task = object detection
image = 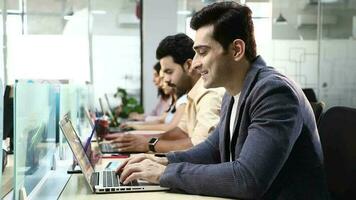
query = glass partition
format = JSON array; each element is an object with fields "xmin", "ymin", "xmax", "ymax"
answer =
[
  {"xmin": 1, "ymin": 83, "xmax": 14, "ymax": 199},
  {"xmin": 14, "ymin": 81, "xmax": 57, "ymax": 199},
  {"xmin": 59, "ymin": 84, "xmax": 79, "ymax": 136},
  {"xmin": 59, "ymin": 84, "xmax": 93, "ymax": 140},
  {"xmin": 13, "ymin": 81, "xmax": 94, "ymax": 199},
  {"xmin": 319, "ymin": 0, "xmax": 356, "ymax": 108},
  {"xmin": 0, "ymin": 79, "xmax": 3, "ymax": 195},
  {"xmin": 76, "ymin": 84, "xmax": 95, "ymax": 135},
  {"xmin": 58, "ymin": 83, "xmax": 94, "ymax": 163}
]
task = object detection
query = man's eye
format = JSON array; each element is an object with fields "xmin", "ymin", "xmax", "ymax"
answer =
[{"xmin": 198, "ymin": 49, "xmax": 207, "ymax": 55}]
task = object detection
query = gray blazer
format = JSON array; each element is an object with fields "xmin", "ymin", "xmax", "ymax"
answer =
[{"xmin": 160, "ymin": 56, "xmax": 329, "ymax": 199}]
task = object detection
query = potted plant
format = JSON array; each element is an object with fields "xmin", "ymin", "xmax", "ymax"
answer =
[{"xmin": 114, "ymin": 88, "xmax": 144, "ymax": 119}]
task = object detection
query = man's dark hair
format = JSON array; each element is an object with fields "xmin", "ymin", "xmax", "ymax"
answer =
[
  {"xmin": 153, "ymin": 62, "xmax": 161, "ymax": 75},
  {"xmin": 156, "ymin": 33, "xmax": 195, "ymax": 67},
  {"xmin": 190, "ymin": 2, "xmax": 257, "ymax": 62}
]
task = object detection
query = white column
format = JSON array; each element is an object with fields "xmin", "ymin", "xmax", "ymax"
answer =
[{"xmin": 142, "ymin": 0, "xmax": 177, "ymax": 113}]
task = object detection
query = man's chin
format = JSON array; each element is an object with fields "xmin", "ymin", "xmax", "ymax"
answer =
[
  {"xmin": 203, "ymin": 80, "xmax": 221, "ymax": 89},
  {"xmin": 202, "ymin": 80, "xmax": 213, "ymax": 89}
]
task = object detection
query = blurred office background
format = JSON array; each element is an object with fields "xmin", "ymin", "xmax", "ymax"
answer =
[{"xmin": 0, "ymin": 0, "xmax": 355, "ymax": 112}]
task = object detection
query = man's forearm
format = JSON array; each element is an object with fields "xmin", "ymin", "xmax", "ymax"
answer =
[
  {"xmin": 159, "ymin": 127, "xmax": 188, "ymax": 140},
  {"xmin": 155, "ymin": 137, "xmax": 193, "ymax": 153}
]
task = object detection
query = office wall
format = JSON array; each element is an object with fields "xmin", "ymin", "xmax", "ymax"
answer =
[
  {"xmin": 6, "ymin": 35, "xmax": 90, "ymax": 82},
  {"xmin": 261, "ymin": 39, "xmax": 356, "ymax": 109},
  {"xmin": 269, "ymin": 0, "xmax": 356, "ymax": 108},
  {"xmin": 0, "ymin": 0, "xmax": 142, "ymax": 112},
  {"xmin": 272, "ymin": 0, "xmax": 356, "ymax": 40},
  {"xmin": 92, "ymin": 36, "xmax": 140, "ymax": 109},
  {"xmin": 142, "ymin": 0, "xmax": 177, "ymax": 113},
  {"xmin": 90, "ymin": 0, "xmax": 141, "ymax": 109}
]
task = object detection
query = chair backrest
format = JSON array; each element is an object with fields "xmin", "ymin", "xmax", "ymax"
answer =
[
  {"xmin": 310, "ymin": 101, "xmax": 325, "ymax": 123},
  {"xmin": 318, "ymin": 106, "xmax": 356, "ymax": 199},
  {"xmin": 302, "ymin": 88, "xmax": 318, "ymax": 102}
]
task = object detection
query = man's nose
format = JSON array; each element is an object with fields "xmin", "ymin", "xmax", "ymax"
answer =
[
  {"xmin": 162, "ymin": 76, "xmax": 172, "ymax": 86},
  {"xmin": 163, "ymin": 75, "xmax": 169, "ymax": 83},
  {"xmin": 192, "ymin": 56, "xmax": 202, "ymax": 71}
]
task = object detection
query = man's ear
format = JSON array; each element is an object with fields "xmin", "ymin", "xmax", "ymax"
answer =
[
  {"xmin": 232, "ymin": 39, "xmax": 245, "ymax": 61},
  {"xmin": 183, "ymin": 59, "xmax": 193, "ymax": 72}
]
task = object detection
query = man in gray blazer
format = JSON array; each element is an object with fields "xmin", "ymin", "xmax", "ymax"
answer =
[{"xmin": 117, "ymin": 2, "xmax": 329, "ymax": 199}]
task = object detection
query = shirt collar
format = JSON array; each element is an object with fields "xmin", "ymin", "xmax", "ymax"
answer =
[{"xmin": 187, "ymin": 78, "xmax": 206, "ymax": 103}]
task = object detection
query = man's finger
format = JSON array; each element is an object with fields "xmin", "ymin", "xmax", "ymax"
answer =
[
  {"xmin": 112, "ymin": 141, "xmax": 133, "ymax": 149},
  {"xmin": 112, "ymin": 135, "xmax": 134, "ymax": 143},
  {"xmin": 126, "ymin": 154, "xmax": 147, "ymax": 166},
  {"xmin": 116, "ymin": 154, "xmax": 145, "ymax": 174},
  {"xmin": 116, "ymin": 158, "xmax": 130, "ymax": 174},
  {"xmin": 123, "ymin": 172, "xmax": 144, "ymax": 185},
  {"xmin": 120, "ymin": 163, "xmax": 142, "ymax": 182},
  {"xmin": 117, "ymin": 146, "xmax": 136, "ymax": 152},
  {"xmin": 104, "ymin": 133, "xmax": 124, "ymax": 140}
]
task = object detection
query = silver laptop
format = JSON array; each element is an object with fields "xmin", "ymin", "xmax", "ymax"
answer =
[
  {"xmin": 104, "ymin": 94, "xmax": 115, "ymax": 118},
  {"xmin": 99, "ymin": 97, "xmax": 122, "ymax": 132},
  {"xmin": 59, "ymin": 115, "xmax": 169, "ymax": 193}
]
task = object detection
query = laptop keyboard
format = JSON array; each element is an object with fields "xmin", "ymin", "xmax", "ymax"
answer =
[
  {"xmin": 102, "ymin": 171, "xmax": 119, "ymax": 187},
  {"xmin": 101, "ymin": 143, "xmax": 114, "ymax": 152},
  {"xmin": 91, "ymin": 172, "xmax": 100, "ymax": 186},
  {"xmin": 102, "ymin": 171, "xmax": 139, "ymax": 187}
]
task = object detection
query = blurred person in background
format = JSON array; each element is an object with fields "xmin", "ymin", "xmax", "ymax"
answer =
[
  {"xmin": 128, "ymin": 62, "xmax": 173, "ymax": 122},
  {"xmin": 123, "ymin": 78, "xmax": 187, "ymax": 132}
]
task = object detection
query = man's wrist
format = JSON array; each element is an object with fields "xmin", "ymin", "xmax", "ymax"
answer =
[
  {"xmin": 158, "ymin": 157, "xmax": 168, "ymax": 166},
  {"xmin": 153, "ymin": 154, "xmax": 168, "ymax": 165},
  {"xmin": 148, "ymin": 137, "xmax": 159, "ymax": 152}
]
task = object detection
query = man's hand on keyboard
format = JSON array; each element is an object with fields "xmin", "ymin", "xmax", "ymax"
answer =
[
  {"xmin": 116, "ymin": 154, "xmax": 168, "ymax": 184},
  {"xmin": 119, "ymin": 158, "xmax": 166, "ymax": 185},
  {"xmin": 116, "ymin": 154, "xmax": 168, "ymax": 173}
]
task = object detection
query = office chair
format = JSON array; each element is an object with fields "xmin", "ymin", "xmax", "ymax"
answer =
[
  {"xmin": 310, "ymin": 101, "xmax": 325, "ymax": 123},
  {"xmin": 302, "ymin": 88, "xmax": 318, "ymax": 102},
  {"xmin": 318, "ymin": 106, "xmax": 356, "ymax": 199}
]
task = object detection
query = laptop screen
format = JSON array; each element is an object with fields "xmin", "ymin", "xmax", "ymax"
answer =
[
  {"xmin": 104, "ymin": 94, "xmax": 113, "ymax": 111},
  {"xmin": 59, "ymin": 116, "xmax": 95, "ymax": 187},
  {"xmin": 98, "ymin": 98, "xmax": 105, "ymax": 115},
  {"xmin": 103, "ymin": 95, "xmax": 116, "ymax": 122},
  {"xmin": 84, "ymin": 108, "xmax": 95, "ymax": 128}
]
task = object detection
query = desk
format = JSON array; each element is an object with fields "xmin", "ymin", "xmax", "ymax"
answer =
[
  {"xmin": 59, "ymin": 174, "xmax": 227, "ymax": 200},
  {"xmin": 1, "ymin": 154, "xmax": 13, "ymax": 198},
  {"xmin": 59, "ymin": 158, "xmax": 229, "ymax": 200},
  {"xmin": 1, "ymin": 154, "xmax": 230, "ymax": 199}
]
